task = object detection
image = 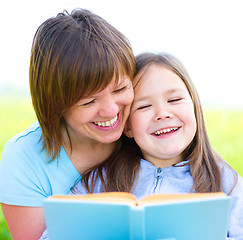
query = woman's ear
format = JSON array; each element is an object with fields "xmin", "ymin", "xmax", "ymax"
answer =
[{"xmin": 124, "ymin": 121, "xmax": 134, "ymax": 138}]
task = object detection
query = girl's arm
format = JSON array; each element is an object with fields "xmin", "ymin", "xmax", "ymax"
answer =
[{"xmin": 2, "ymin": 204, "xmax": 45, "ymax": 240}]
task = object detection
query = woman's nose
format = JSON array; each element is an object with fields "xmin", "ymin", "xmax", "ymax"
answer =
[{"xmin": 98, "ymin": 96, "xmax": 119, "ymax": 118}]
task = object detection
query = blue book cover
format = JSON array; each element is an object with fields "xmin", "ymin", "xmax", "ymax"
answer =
[{"xmin": 44, "ymin": 192, "xmax": 230, "ymax": 240}]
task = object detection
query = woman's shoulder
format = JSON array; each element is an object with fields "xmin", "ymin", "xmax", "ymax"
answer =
[
  {"xmin": 6, "ymin": 121, "xmax": 41, "ymax": 146},
  {"xmin": 2, "ymin": 121, "xmax": 44, "ymax": 165},
  {"xmin": 0, "ymin": 121, "xmax": 81, "ymax": 206},
  {"xmin": 1, "ymin": 121, "xmax": 77, "ymax": 170}
]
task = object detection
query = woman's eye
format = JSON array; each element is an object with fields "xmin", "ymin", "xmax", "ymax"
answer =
[
  {"xmin": 114, "ymin": 86, "xmax": 127, "ymax": 93},
  {"xmin": 81, "ymin": 99, "xmax": 96, "ymax": 106},
  {"xmin": 137, "ymin": 105, "xmax": 151, "ymax": 110}
]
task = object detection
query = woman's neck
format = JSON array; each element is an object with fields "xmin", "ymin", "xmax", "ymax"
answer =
[
  {"xmin": 72, "ymin": 142, "xmax": 115, "ymax": 175},
  {"xmin": 62, "ymin": 129, "xmax": 116, "ymax": 175}
]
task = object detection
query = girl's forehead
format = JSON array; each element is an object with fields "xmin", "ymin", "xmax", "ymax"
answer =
[
  {"xmin": 133, "ymin": 66, "xmax": 149, "ymax": 88},
  {"xmin": 133, "ymin": 64, "xmax": 191, "ymax": 101},
  {"xmin": 134, "ymin": 64, "xmax": 183, "ymax": 88}
]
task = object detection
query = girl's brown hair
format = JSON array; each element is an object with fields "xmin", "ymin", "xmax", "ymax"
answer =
[
  {"xmin": 29, "ymin": 9, "xmax": 135, "ymax": 160},
  {"xmin": 82, "ymin": 52, "xmax": 237, "ymax": 194}
]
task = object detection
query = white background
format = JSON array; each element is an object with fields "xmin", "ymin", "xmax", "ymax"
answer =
[{"xmin": 1, "ymin": 0, "xmax": 243, "ymax": 108}]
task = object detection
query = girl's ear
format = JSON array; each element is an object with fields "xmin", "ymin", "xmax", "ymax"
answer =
[{"xmin": 124, "ymin": 121, "xmax": 134, "ymax": 138}]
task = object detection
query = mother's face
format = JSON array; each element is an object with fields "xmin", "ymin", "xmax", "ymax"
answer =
[{"xmin": 63, "ymin": 75, "xmax": 134, "ymax": 145}]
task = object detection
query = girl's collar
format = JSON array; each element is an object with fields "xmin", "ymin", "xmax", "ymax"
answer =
[{"xmin": 141, "ymin": 158, "xmax": 190, "ymax": 169}]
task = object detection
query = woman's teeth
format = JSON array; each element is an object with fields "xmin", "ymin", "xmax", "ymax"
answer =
[
  {"xmin": 94, "ymin": 115, "xmax": 118, "ymax": 127},
  {"xmin": 154, "ymin": 127, "xmax": 179, "ymax": 136}
]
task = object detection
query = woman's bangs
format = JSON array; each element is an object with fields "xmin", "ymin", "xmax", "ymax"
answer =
[{"xmin": 79, "ymin": 50, "xmax": 133, "ymax": 98}]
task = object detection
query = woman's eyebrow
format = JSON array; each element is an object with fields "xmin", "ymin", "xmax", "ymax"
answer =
[{"xmin": 115, "ymin": 76, "xmax": 130, "ymax": 86}]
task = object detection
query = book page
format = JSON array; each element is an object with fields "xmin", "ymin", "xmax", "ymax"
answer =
[
  {"xmin": 138, "ymin": 192, "xmax": 226, "ymax": 206},
  {"xmin": 49, "ymin": 192, "xmax": 137, "ymax": 205}
]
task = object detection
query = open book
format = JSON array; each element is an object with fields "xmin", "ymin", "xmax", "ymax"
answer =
[{"xmin": 44, "ymin": 192, "xmax": 230, "ymax": 240}]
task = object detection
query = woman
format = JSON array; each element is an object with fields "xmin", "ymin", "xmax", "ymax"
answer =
[{"xmin": 0, "ymin": 8, "xmax": 135, "ymax": 239}]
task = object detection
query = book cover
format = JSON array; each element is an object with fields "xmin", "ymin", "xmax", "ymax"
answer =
[{"xmin": 44, "ymin": 192, "xmax": 230, "ymax": 240}]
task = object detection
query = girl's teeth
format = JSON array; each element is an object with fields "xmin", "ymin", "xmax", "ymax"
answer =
[{"xmin": 154, "ymin": 127, "xmax": 178, "ymax": 135}]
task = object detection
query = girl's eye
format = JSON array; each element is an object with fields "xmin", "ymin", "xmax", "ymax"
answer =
[
  {"xmin": 137, "ymin": 104, "xmax": 151, "ymax": 110},
  {"xmin": 114, "ymin": 85, "xmax": 127, "ymax": 93},
  {"xmin": 168, "ymin": 98, "xmax": 182, "ymax": 103}
]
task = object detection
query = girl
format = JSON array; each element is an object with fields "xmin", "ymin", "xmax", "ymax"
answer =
[{"xmin": 75, "ymin": 52, "xmax": 243, "ymax": 239}]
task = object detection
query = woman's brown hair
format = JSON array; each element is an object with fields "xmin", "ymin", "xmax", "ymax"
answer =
[
  {"xmin": 29, "ymin": 9, "xmax": 135, "ymax": 160},
  {"xmin": 82, "ymin": 52, "xmax": 237, "ymax": 194}
]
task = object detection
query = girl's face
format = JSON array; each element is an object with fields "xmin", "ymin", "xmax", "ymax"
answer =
[
  {"xmin": 126, "ymin": 64, "xmax": 197, "ymax": 168},
  {"xmin": 63, "ymin": 75, "xmax": 134, "ymax": 145}
]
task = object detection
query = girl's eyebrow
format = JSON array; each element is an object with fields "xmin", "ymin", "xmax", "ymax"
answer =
[
  {"xmin": 134, "ymin": 96, "xmax": 150, "ymax": 103},
  {"xmin": 134, "ymin": 88, "xmax": 185, "ymax": 102},
  {"xmin": 166, "ymin": 87, "xmax": 185, "ymax": 94}
]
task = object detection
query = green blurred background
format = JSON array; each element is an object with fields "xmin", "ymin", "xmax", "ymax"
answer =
[
  {"xmin": 0, "ymin": 95, "xmax": 243, "ymax": 239},
  {"xmin": 1, "ymin": 1, "xmax": 243, "ymax": 238}
]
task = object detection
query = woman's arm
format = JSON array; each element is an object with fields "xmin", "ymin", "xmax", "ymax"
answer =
[{"xmin": 2, "ymin": 203, "xmax": 46, "ymax": 240}]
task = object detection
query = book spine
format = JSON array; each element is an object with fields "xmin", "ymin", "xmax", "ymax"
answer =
[{"xmin": 129, "ymin": 206, "xmax": 145, "ymax": 240}]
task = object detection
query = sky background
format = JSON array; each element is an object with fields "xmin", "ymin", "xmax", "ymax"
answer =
[{"xmin": 0, "ymin": 0, "xmax": 243, "ymax": 109}]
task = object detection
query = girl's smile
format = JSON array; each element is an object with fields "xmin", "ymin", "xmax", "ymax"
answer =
[{"xmin": 152, "ymin": 126, "xmax": 181, "ymax": 137}]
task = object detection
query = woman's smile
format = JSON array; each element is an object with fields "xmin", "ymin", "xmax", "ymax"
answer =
[
  {"xmin": 63, "ymin": 76, "xmax": 134, "ymax": 144},
  {"xmin": 92, "ymin": 112, "xmax": 120, "ymax": 131}
]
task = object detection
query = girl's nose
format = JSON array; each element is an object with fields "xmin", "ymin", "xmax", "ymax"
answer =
[{"xmin": 153, "ymin": 107, "xmax": 173, "ymax": 121}]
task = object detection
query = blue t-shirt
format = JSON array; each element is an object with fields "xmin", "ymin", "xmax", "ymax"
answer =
[
  {"xmin": 41, "ymin": 159, "xmax": 243, "ymax": 240},
  {"xmin": 0, "ymin": 122, "xmax": 81, "ymax": 207}
]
